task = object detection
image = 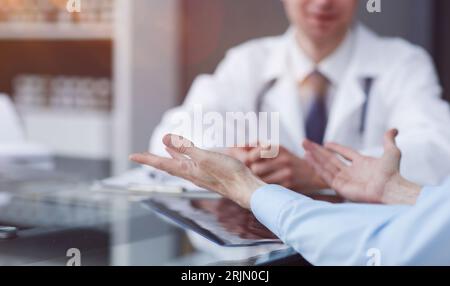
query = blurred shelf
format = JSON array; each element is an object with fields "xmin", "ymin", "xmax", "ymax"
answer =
[
  {"xmin": 19, "ymin": 107, "xmax": 111, "ymax": 117},
  {"xmin": 19, "ymin": 108, "xmax": 112, "ymax": 160},
  {"xmin": 0, "ymin": 23, "xmax": 113, "ymax": 40}
]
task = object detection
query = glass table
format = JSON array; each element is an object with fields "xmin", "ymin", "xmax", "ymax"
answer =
[{"xmin": 0, "ymin": 165, "xmax": 309, "ymax": 266}]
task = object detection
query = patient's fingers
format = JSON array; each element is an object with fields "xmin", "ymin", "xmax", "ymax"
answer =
[
  {"xmin": 129, "ymin": 152, "xmax": 184, "ymax": 177},
  {"xmin": 304, "ymin": 152, "xmax": 334, "ymax": 185},
  {"xmin": 303, "ymin": 140, "xmax": 344, "ymax": 172},
  {"xmin": 383, "ymin": 129, "xmax": 401, "ymax": 159},
  {"xmin": 162, "ymin": 134, "xmax": 207, "ymax": 161},
  {"xmin": 165, "ymin": 147, "xmax": 187, "ymax": 160},
  {"xmin": 324, "ymin": 143, "xmax": 360, "ymax": 162},
  {"xmin": 383, "ymin": 129, "xmax": 399, "ymax": 150}
]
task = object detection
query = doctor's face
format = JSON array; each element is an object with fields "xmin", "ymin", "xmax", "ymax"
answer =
[{"xmin": 283, "ymin": 0, "xmax": 357, "ymax": 42}]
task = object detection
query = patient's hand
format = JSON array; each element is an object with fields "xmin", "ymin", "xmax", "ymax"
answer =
[
  {"xmin": 303, "ymin": 129, "xmax": 421, "ymax": 205},
  {"xmin": 129, "ymin": 135, "xmax": 265, "ymax": 209}
]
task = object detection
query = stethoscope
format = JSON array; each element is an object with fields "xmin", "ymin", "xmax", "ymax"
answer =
[{"xmin": 255, "ymin": 77, "xmax": 375, "ymax": 136}]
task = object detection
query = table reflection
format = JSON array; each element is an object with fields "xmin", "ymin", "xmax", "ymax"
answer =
[{"xmin": 191, "ymin": 199, "xmax": 278, "ymax": 240}]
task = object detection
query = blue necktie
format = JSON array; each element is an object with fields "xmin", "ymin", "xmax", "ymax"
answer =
[{"xmin": 301, "ymin": 71, "xmax": 330, "ymax": 145}]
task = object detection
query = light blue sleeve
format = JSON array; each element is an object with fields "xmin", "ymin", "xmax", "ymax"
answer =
[{"xmin": 251, "ymin": 178, "xmax": 450, "ymax": 266}]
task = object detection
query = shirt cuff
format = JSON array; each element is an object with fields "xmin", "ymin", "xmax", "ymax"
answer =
[
  {"xmin": 250, "ymin": 184, "xmax": 309, "ymax": 237},
  {"xmin": 417, "ymin": 176, "xmax": 450, "ymax": 203}
]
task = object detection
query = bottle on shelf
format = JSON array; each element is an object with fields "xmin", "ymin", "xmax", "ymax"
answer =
[
  {"xmin": 14, "ymin": 74, "xmax": 113, "ymax": 112},
  {"xmin": 0, "ymin": 0, "xmax": 115, "ymax": 25}
]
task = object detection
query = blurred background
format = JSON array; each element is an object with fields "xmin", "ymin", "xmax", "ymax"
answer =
[{"xmin": 0, "ymin": 0, "xmax": 449, "ymax": 180}]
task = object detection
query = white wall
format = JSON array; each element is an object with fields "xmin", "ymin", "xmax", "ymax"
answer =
[{"xmin": 357, "ymin": 0, "xmax": 434, "ymax": 51}]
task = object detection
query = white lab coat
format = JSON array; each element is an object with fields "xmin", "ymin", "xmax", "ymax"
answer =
[{"xmin": 151, "ymin": 24, "xmax": 450, "ymax": 186}]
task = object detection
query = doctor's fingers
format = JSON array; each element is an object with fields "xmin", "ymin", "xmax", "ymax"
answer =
[
  {"xmin": 249, "ymin": 155, "xmax": 291, "ymax": 177},
  {"xmin": 245, "ymin": 145, "xmax": 278, "ymax": 165},
  {"xmin": 225, "ymin": 147, "xmax": 250, "ymax": 163},
  {"xmin": 260, "ymin": 168, "xmax": 295, "ymax": 186}
]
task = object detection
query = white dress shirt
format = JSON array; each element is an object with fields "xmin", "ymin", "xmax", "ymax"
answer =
[{"xmin": 288, "ymin": 28, "xmax": 355, "ymax": 119}]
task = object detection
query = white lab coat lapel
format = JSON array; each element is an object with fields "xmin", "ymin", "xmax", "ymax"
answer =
[
  {"xmin": 264, "ymin": 77, "xmax": 305, "ymax": 147},
  {"xmin": 260, "ymin": 29, "xmax": 305, "ymax": 152},
  {"xmin": 324, "ymin": 25, "xmax": 381, "ymax": 144},
  {"xmin": 325, "ymin": 74, "xmax": 366, "ymax": 142}
]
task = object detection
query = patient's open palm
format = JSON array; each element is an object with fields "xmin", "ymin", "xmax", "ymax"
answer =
[
  {"xmin": 334, "ymin": 149, "xmax": 400, "ymax": 203},
  {"xmin": 304, "ymin": 130, "xmax": 401, "ymax": 203},
  {"xmin": 130, "ymin": 134, "xmax": 263, "ymax": 209}
]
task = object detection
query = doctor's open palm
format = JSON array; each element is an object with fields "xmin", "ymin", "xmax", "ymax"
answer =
[{"xmin": 303, "ymin": 129, "xmax": 420, "ymax": 205}]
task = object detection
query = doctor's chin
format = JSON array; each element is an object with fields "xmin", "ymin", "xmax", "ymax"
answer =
[{"xmin": 2, "ymin": 0, "xmax": 450, "ymax": 276}]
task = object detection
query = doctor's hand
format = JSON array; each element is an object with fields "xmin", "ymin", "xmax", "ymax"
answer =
[
  {"xmin": 243, "ymin": 145, "xmax": 327, "ymax": 193},
  {"xmin": 303, "ymin": 129, "xmax": 422, "ymax": 205},
  {"xmin": 129, "ymin": 135, "xmax": 265, "ymax": 210}
]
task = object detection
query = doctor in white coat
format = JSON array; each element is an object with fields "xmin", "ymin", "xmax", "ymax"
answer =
[{"xmin": 151, "ymin": 0, "xmax": 450, "ymax": 191}]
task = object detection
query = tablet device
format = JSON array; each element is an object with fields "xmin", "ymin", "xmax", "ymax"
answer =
[{"xmin": 141, "ymin": 195, "xmax": 282, "ymax": 247}]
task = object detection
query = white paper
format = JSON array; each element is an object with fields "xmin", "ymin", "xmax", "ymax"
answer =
[
  {"xmin": 0, "ymin": 94, "xmax": 25, "ymax": 142},
  {"xmin": 99, "ymin": 167, "xmax": 205, "ymax": 192},
  {"xmin": 0, "ymin": 143, "xmax": 52, "ymax": 163}
]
